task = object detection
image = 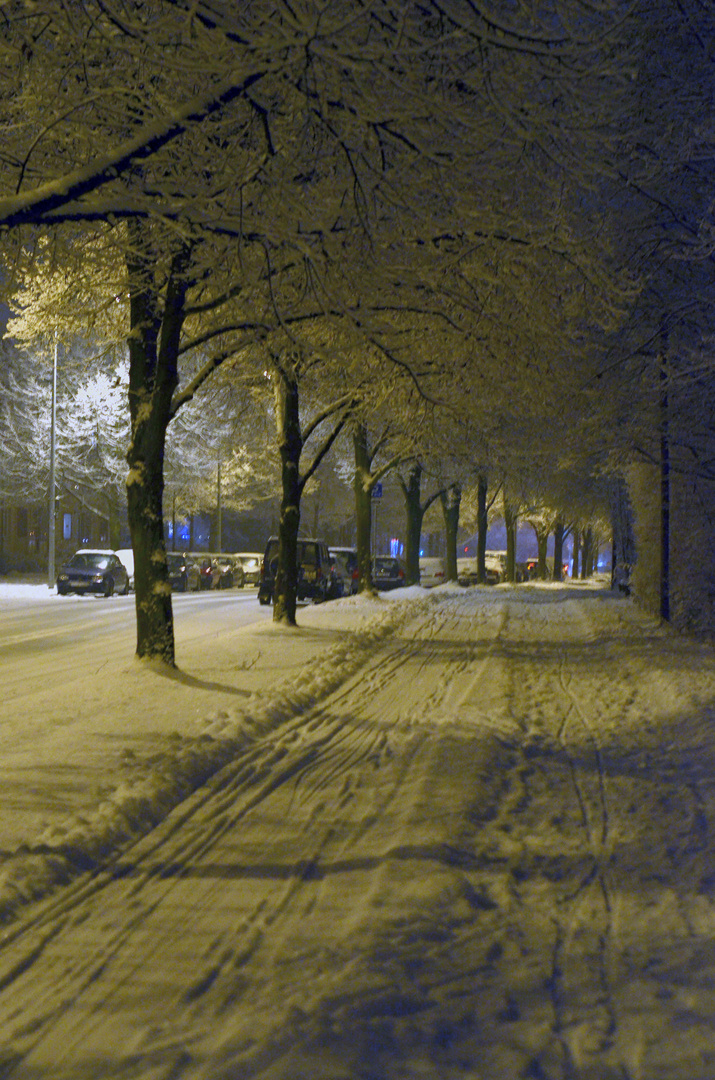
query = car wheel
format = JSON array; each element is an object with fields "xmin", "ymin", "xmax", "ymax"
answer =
[
  {"xmin": 103, "ymin": 578, "xmax": 114, "ymax": 598},
  {"xmin": 120, "ymin": 579, "xmax": 129, "ymax": 595}
]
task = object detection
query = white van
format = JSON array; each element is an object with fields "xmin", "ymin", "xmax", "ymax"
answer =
[{"xmin": 114, "ymin": 548, "xmax": 135, "ymax": 590}]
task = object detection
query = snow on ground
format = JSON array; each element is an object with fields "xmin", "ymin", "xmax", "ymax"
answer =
[{"xmin": 0, "ymin": 580, "xmax": 714, "ymax": 1079}]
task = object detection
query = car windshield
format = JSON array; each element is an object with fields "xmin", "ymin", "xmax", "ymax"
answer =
[
  {"xmin": 265, "ymin": 542, "xmax": 319, "ymax": 567},
  {"xmin": 166, "ymin": 554, "xmax": 185, "ymax": 567},
  {"xmin": 68, "ymin": 553, "xmax": 111, "ymax": 570},
  {"xmin": 374, "ymin": 558, "xmax": 396, "ymax": 572}
]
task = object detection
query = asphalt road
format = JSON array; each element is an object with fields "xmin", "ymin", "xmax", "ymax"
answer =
[
  {"xmin": 0, "ymin": 586, "xmax": 270, "ymax": 688},
  {"xmin": 0, "ymin": 585, "xmax": 274, "ymax": 848}
]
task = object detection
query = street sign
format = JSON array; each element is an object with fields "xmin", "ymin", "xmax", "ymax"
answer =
[{"xmin": 372, "ymin": 482, "xmax": 383, "ymax": 499}]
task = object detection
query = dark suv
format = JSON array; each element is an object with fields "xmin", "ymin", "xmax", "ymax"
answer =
[{"xmin": 258, "ymin": 536, "xmax": 335, "ymax": 605}]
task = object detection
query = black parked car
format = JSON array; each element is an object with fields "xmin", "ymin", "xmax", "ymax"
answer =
[
  {"xmin": 166, "ymin": 552, "xmax": 200, "ymax": 592},
  {"xmin": 372, "ymin": 556, "xmax": 407, "ymax": 591},
  {"xmin": 57, "ymin": 550, "xmax": 130, "ymax": 597},
  {"xmin": 258, "ymin": 536, "xmax": 334, "ymax": 604}
]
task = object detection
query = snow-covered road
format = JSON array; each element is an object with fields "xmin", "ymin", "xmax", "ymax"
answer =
[{"xmin": 0, "ymin": 583, "xmax": 714, "ymax": 1079}]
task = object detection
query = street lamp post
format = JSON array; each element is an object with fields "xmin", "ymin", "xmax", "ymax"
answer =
[
  {"xmin": 47, "ymin": 334, "xmax": 57, "ymax": 588},
  {"xmin": 216, "ymin": 453, "xmax": 222, "ymax": 553}
]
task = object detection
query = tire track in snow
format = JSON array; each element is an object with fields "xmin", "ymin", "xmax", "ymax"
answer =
[
  {"xmin": 2, "ymin": 588, "xmax": 709, "ymax": 1079},
  {"xmin": 0, "ymin": 591, "xmax": 517, "ymax": 1078},
  {"xmin": 0, "ymin": 690, "xmax": 432, "ymax": 1073},
  {"xmin": 492, "ymin": 593, "xmax": 663, "ymax": 1079}
]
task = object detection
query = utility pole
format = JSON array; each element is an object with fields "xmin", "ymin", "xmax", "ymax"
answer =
[
  {"xmin": 216, "ymin": 453, "xmax": 222, "ymax": 553},
  {"xmin": 47, "ymin": 334, "xmax": 57, "ymax": 588}
]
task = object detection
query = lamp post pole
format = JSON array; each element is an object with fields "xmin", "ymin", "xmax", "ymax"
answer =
[
  {"xmin": 47, "ymin": 335, "xmax": 57, "ymax": 588},
  {"xmin": 216, "ymin": 453, "xmax": 222, "ymax": 553}
]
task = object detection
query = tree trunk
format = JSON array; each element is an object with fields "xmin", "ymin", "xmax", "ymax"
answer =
[
  {"xmin": 402, "ymin": 464, "xmax": 424, "ymax": 586},
  {"xmin": 572, "ymin": 526, "xmax": 580, "ymax": 579},
  {"xmin": 125, "ymin": 234, "xmax": 189, "ymax": 665},
  {"xmin": 581, "ymin": 526, "xmax": 592, "ymax": 580},
  {"xmin": 440, "ymin": 483, "xmax": 460, "ymax": 581},
  {"xmin": 273, "ymin": 361, "xmax": 302, "ymax": 625},
  {"xmin": 660, "ymin": 359, "xmax": 670, "ymax": 621},
  {"xmin": 537, "ymin": 528, "xmax": 549, "ymax": 579},
  {"xmin": 353, "ymin": 422, "xmax": 374, "ymax": 593},
  {"xmin": 503, "ymin": 496, "xmax": 518, "ymax": 582},
  {"xmin": 552, "ymin": 521, "xmax": 565, "ymax": 582},
  {"xmin": 476, "ymin": 475, "xmax": 488, "ymax": 584}
]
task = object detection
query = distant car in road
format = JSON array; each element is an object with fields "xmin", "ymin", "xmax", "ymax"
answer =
[
  {"xmin": 166, "ymin": 552, "xmax": 200, "ymax": 592},
  {"xmin": 419, "ymin": 556, "xmax": 446, "ymax": 588},
  {"xmin": 191, "ymin": 554, "xmax": 244, "ymax": 589},
  {"xmin": 57, "ymin": 549, "xmax": 130, "ymax": 597},
  {"xmin": 524, "ymin": 557, "xmax": 569, "ymax": 581},
  {"xmin": 234, "ymin": 552, "xmax": 262, "ymax": 586},
  {"xmin": 372, "ymin": 556, "xmax": 406, "ymax": 591},
  {"xmin": 212, "ymin": 556, "xmax": 242, "ymax": 589},
  {"xmin": 457, "ymin": 556, "xmax": 479, "ymax": 586},
  {"xmin": 484, "ymin": 550, "xmax": 507, "ymax": 585}
]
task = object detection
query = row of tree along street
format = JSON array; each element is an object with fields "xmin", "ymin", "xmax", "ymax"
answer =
[{"xmin": 0, "ymin": 2, "xmax": 713, "ymax": 662}]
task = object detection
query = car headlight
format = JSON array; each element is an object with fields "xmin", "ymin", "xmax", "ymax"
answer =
[
  {"xmin": 57, "ymin": 573, "xmax": 68, "ymax": 581},
  {"xmin": 92, "ymin": 574, "xmax": 103, "ymax": 583}
]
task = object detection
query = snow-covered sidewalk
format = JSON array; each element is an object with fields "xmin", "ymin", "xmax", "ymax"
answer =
[{"xmin": 0, "ymin": 582, "xmax": 714, "ymax": 1079}]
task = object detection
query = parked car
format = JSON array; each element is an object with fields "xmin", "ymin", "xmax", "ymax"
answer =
[
  {"xmin": 212, "ymin": 556, "xmax": 242, "ymax": 589},
  {"xmin": 195, "ymin": 555, "xmax": 215, "ymax": 590},
  {"xmin": 372, "ymin": 556, "xmax": 407, "ymax": 591},
  {"xmin": 57, "ymin": 549, "xmax": 130, "ymax": 597},
  {"xmin": 329, "ymin": 547, "xmax": 359, "ymax": 594},
  {"xmin": 258, "ymin": 537, "xmax": 335, "ymax": 604},
  {"xmin": 525, "ymin": 557, "xmax": 570, "ymax": 580},
  {"xmin": 457, "ymin": 556, "xmax": 479, "ymax": 586},
  {"xmin": 115, "ymin": 548, "xmax": 135, "ymax": 590},
  {"xmin": 484, "ymin": 550, "xmax": 508, "ymax": 585},
  {"xmin": 234, "ymin": 552, "xmax": 262, "ymax": 586},
  {"xmin": 190, "ymin": 553, "xmax": 240, "ymax": 589},
  {"xmin": 419, "ymin": 556, "xmax": 446, "ymax": 588},
  {"xmin": 166, "ymin": 552, "xmax": 200, "ymax": 592}
]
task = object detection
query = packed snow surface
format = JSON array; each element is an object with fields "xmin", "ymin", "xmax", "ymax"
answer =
[{"xmin": 0, "ymin": 580, "xmax": 714, "ymax": 1079}]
